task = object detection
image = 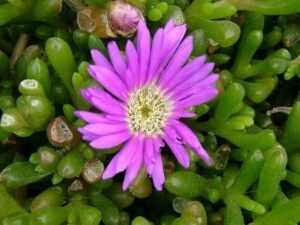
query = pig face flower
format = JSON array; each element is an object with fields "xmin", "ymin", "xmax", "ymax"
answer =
[{"xmin": 75, "ymin": 20, "xmax": 219, "ymax": 190}]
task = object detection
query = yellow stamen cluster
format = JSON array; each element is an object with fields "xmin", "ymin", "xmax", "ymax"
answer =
[{"xmin": 127, "ymin": 84, "xmax": 171, "ymax": 136}]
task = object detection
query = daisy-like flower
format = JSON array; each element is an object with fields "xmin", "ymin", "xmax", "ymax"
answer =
[{"xmin": 75, "ymin": 20, "xmax": 219, "ymax": 191}]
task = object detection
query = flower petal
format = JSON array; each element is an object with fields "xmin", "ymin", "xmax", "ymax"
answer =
[
  {"xmin": 166, "ymin": 56, "xmax": 206, "ymax": 91},
  {"xmin": 81, "ymin": 122, "xmax": 128, "ymax": 135},
  {"xmin": 107, "ymin": 41, "xmax": 127, "ymax": 80},
  {"xmin": 90, "ymin": 130, "xmax": 131, "ymax": 149},
  {"xmin": 159, "ymin": 36, "xmax": 193, "ymax": 87},
  {"xmin": 172, "ymin": 121, "xmax": 212, "ymax": 164},
  {"xmin": 159, "ymin": 24, "xmax": 187, "ymax": 70},
  {"xmin": 102, "ymin": 137, "xmax": 138, "ymax": 179},
  {"xmin": 164, "ymin": 19, "xmax": 175, "ymax": 33},
  {"xmin": 88, "ymin": 65, "xmax": 128, "ymax": 101},
  {"xmin": 147, "ymin": 28, "xmax": 164, "ymax": 81},
  {"xmin": 137, "ymin": 20, "xmax": 151, "ymax": 85},
  {"xmin": 75, "ymin": 111, "xmax": 107, "ymax": 123},
  {"xmin": 151, "ymin": 24, "xmax": 187, "ymax": 83},
  {"xmin": 125, "ymin": 40, "xmax": 139, "ymax": 90},
  {"xmin": 163, "ymin": 128, "xmax": 190, "ymax": 168},
  {"xmin": 122, "ymin": 138, "xmax": 144, "ymax": 190},
  {"xmin": 104, "ymin": 114, "xmax": 127, "ymax": 122},
  {"xmin": 81, "ymin": 87, "xmax": 125, "ymax": 115},
  {"xmin": 175, "ymin": 87, "xmax": 218, "ymax": 109},
  {"xmin": 144, "ymin": 138, "xmax": 156, "ymax": 175},
  {"xmin": 169, "ymin": 63, "xmax": 215, "ymax": 96},
  {"xmin": 171, "ymin": 110, "xmax": 196, "ymax": 119},
  {"xmin": 171, "ymin": 74, "xmax": 219, "ymax": 102},
  {"xmin": 91, "ymin": 49, "xmax": 114, "ymax": 71},
  {"xmin": 152, "ymin": 152, "xmax": 165, "ymax": 191},
  {"xmin": 80, "ymin": 131, "xmax": 100, "ymax": 141}
]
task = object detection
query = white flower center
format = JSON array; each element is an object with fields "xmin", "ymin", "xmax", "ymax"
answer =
[{"xmin": 126, "ymin": 84, "xmax": 172, "ymax": 136}]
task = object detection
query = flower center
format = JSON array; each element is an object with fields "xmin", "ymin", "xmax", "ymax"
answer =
[{"xmin": 127, "ymin": 84, "xmax": 172, "ymax": 136}]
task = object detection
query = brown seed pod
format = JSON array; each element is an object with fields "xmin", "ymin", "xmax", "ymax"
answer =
[
  {"xmin": 47, "ymin": 116, "xmax": 79, "ymax": 147},
  {"xmin": 81, "ymin": 159, "xmax": 104, "ymax": 184},
  {"xmin": 77, "ymin": 7, "xmax": 116, "ymax": 38}
]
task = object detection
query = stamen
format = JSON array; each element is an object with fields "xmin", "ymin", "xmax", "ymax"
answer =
[{"xmin": 127, "ymin": 84, "xmax": 172, "ymax": 135}]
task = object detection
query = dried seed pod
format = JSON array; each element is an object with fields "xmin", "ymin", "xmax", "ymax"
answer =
[
  {"xmin": 68, "ymin": 179, "xmax": 84, "ymax": 192},
  {"xmin": 77, "ymin": 7, "xmax": 116, "ymax": 38},
  {"xmin": 215, "ymin": 144, "xmax": 231, "ymax": 171},
  {"xmin": 82, "ymin": 159, "xmax": 104, "ymax": 184},
  {"xmin": 47, "ymin": 116, "xmax": 79, "ymax": 147}
]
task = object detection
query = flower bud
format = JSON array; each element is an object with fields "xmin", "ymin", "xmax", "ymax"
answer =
[{"xmin": 107, "ymin": 1, "xmax": 143, "ymax": 37}]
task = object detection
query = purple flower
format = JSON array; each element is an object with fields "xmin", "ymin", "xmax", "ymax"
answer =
[{"xmin": 75, "ymin": 20, "xmax": 219, "ymax": 191}]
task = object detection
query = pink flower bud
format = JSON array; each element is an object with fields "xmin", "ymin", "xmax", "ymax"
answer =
[{"xmin": 107, "ymin": 1, "xmax": 144, "ymax": 37}]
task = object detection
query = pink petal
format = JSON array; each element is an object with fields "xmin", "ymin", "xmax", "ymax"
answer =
[
  {"xmin": 144, "ymin": 138, "xmax": 156, "ymax": 175},
  {"xmin": 164, "ymin": 19, "xmax": 175, "ymax": 33},
  {"xmin": 154, "ymin": 136, "xmax": 165, "ymax": 149},
  {"xmin": 81, "ymin": 132, "xmax": 99, "ymax": 141},
  {"xmin": 170, "ymin": 110, "xmax": 197, "ymax": 119},
  {"xmin": 125, "ymin": 41, "xmax": 139, "ymax": 90},
  {"xmin": 81, "ymin": 122, "xmax": 128, "ymax": 135},
  {"xmin": 172, "ymin": 121, "xmax": 212, "ymax": 164},
  {"xmin": 168, "ymin": 63, "xmax": 215, "ymax": 96},
  {"xmin": 104, "ymin": 114, "xmax": 127, "ymax": 122},
  {"xmin": 159, "ymin": 36, "xmax": 193, "ymax": 87},
  {"xmin": 102, "ymin": 138, "xmax": 139, "ymax": 179},
  {"xmin": 175, "ymin": 87, "xmax": 218, "ymax": 109},
  {"xmin": 88, "ymin": 65, "xmax": 128, "ymax": 101},
  {"xmin": 122, "ymin": 138, "xmax": 144, "ymax": 190},
  {"xmin": 147, "ymin": 28, "xmax": 164, "ymax": 82},
  {"xmin": 160, "ymin": 24, "xmax": 187, "ymax": 70},
  {"xmin": 91, "ymin": 49, "xmax": 114, "ymax": 71},
  {"xmin": 152, "ymin": 152, "xmax": 165, "ymax": 191},
  {"xmin": 166, "ymin": 56, "xmax": 206, "ymax": 91},
  {"xmin": 81, "ymin": 87, "xmax": 125, "ymax": 115},
  {"xmin": 90, "ymin": 130, "xmax": 131, "ymax": 149},
  {"xmin": 137, "ymin": 20, "xmax": 151, "ymax": 85},
  {"xmin": 75, "ymin": 111, "xmax": 107, "ymax": 123},
  {"xmin": 163, "ymin": 128, "xmax": 190, "ymax": 168},
  {"xmin": 171, "ymin": 74, "xmax": 219, "ymax": 102},
  {"xmin": 107, "ymin": 41, "xmax": 127, "ymax": 81}
]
